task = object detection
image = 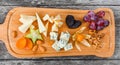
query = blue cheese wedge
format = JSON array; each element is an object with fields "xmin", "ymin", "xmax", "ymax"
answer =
[
  {"xmin": 50, "ymin": 32, "xmax": 58, "ymax": 40},
  {"xmin": 57, "ymin": 39, "xmax": 68, "ymax": 48},
  {"xmin": 64, "ymin": 43, "xmax": 73, "ymax": 51},
  {"xmin": 52, "ymin": 41, "xmax": 61, "ymax": 51},
  {"xmin": 60, "ymin": 31, "xmax": 70, "ymax": 41}
]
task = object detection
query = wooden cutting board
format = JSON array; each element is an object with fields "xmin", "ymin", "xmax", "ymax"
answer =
[{"xmin": 0, "ymin": 7, "xmax": 115, "ymax": 58}]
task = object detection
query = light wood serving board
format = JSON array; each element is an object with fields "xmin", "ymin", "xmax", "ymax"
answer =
[{"xmin": 0, "ymin": 7, "xmax": 115, "ymax": 58}]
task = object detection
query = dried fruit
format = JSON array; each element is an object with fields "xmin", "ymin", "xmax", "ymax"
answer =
[
  {"xmin": 66, "ymin": 15, "xmax": 75, "ymax": 26},
  {"xmin": 66, "ymin": 15, "xmax": 82, "ymax": 29}
]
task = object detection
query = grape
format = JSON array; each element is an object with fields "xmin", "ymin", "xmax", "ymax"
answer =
[
  {"xmin": 96, "ymin": 11, "xmax": 105, "ymax": 18},
  {"xmin": 104, "ymin": 19, "xmax": 109, "ymax": 27},
  {"xmin": 83, "ymin": 15, "xmax": 91, "ymax": 22},
  {"xmin": 96, "ymin": 18, "xmax": 104, "ymax": 26},
  {"xmin": 88, "ymin": 11, "xmax": 95, "ymax": 17},
  {"xmin": 89, "ymin": 21, "xmax": 96, "ymax": 30},
  {"xmin": 96, "ymin": 26, "xmax": 104, "ymax": 31}
]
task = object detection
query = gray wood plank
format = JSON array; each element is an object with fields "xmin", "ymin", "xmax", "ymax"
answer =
[
  {"xmin": 1, "ymin": 0, "xmax": 120, "ymax": 6},
  {"xmin": 0, "ymin": 60, "xmax": 119, "ymax": 65},
  {"xmin": 0, "ymin": 6, "xmax": 119, "ymax": 60}
]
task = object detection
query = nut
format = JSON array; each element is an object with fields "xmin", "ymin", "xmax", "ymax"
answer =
[
  {"xmin": 32, "ymin": 45, "xmax": 38, "ymax": 52},
  {"xmin": 38, "ymin": 46, "xmax": 46, "ymax": 52},
  {"xmin": 12, "ymin": 31, "xmax": 17, "ymax": 38}
]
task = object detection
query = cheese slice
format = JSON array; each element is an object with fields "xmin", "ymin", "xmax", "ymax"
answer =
[
  {"xmin": 51, "ymin": 23, "xmax": 58, "ymax": 32},
  {"xmin": 53, "ymin": 15, "xmax": 62, "ymax": 21},
  {"xmin": 43, "ymin": 22, "xmax": 49, "ymax": 37},
  {"xmin": 36, "ymin": 13, "xmax": 46, "ymax": 33},
  {"xmin": 18, "ymin": 20, "xmax": 33, "ymax": 33},
  {"xmin": 19, "ymin": 14, "xmax": 36, "ymax": 24},
  {"xmin": 43, "ymin": 14, "xmax": 50, "ymax": 21}
]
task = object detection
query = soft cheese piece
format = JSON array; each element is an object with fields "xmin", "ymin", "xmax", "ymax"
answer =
[
  {"xmin": 50, "ymin": 32, "xmax": 58, "ymax": 40},
  {"xmin": 19, "ymin": 14, "xmax": 36, "ymax": 24},
  {"xmin": 53, "ymin": 15, "xmax": 62, "ymax": 21},
  {"xmin": 51, "ymin": 23, "xmax": 58, "ymax": 32},
  {"xmin": 43, "ymin": 14, "xmax": 50, "ymax": 21},
  {"xmin": 52, "ymin": 41, "xmax": 61, "ymax": 51},
  {"xmin": 64, "ymin": 43, "xmax": 73, "ymax": 51},
  {"xmin": 43, "ymin": 22, "xmax": 49, "ymax": 37},
  {"xmin": 36, "ymin": 13, "xmax": 46, "ymax": 33},
  {"xmin": 18, "ymin": 14, "xmax": 36, "ymax": 33}
]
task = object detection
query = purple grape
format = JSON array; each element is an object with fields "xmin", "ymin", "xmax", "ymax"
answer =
[
  {"xmin": 83, "ymin": 15, "xmax": 91, "ymax": 22},
  {"xmin": 88, "ymin": 11, "xmax": 95, "ymax": 17},
  {"xmin": 96, "ymin": 11, "xmax": 105, "ymax": 18},
  {"xmin": 104, "ymin": 19, "xmax": 109, "ymax": 27},
  {"xmin": 88, "ymin": 11, "xmax": 97, "ymax": 21},
  {"xmin": 96, "ymin": 18, "xmax": 104, "ymax": 26},
  {"xmin": 89, "ymin": 21, "xmax": 96, "ymax": 30},
  {"xmin": 96, "ymin": 26, "xmax": 104, "ymax": 31}
]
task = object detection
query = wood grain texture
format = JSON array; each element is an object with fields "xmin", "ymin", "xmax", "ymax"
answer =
[
  {"xmin": 1, "ymin": 0, "xmax": 120, "ymax": 6},
  {"xmin": 0, "ymin": 60, "xmax": 119, "ymax": 65}
]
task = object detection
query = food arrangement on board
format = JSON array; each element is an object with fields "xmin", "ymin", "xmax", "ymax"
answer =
[{"xmin": 0, "ymin": 7, "xmax": 115, "ymax": 58}]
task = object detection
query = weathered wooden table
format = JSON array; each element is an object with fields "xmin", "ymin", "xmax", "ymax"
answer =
[{"xmin": 0, "ymin": 0, "xmax": 120, "ymax": 65}]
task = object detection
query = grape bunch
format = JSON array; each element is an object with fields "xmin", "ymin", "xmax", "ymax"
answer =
[{"xmin": 83, "ymin": 11, "xmax": 109, "ymax": 31}]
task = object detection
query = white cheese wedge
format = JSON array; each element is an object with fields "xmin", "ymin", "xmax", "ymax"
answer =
[
  {"xmin": 43, "ymin": 22, "xmax": 49, "ymax": 37},
  {"xmin": 54, "ymin": 15, "xmax": 62, "ymax": 21},
  {"xmin": 50, "ymin": 32, "xmax": 58, "ymax": 40},
  {"xmin": 36, "ymin": 13, "xmax": 46, "ymax": 33},
  {"xmin": 52, "ymin": 41, "xmax": 61, "ymax": 51},
  {"xmin": 81, "ymin": 39, "xmax": 91, "ymax": 47},
  {"xmin": 51, "ymin": 23, "xmax": 58, "ymax": 32},
  {"xmin": 64, "ymin": 43, "xmax": 73, "ymax": 51},
  {"xmin": 19, "ymin": 14, "xmax": 36, "ymax": 24},
  {"xmin": 48, "ymin": 16, "xmax": 54, "ymax": 23},
  {"xmin": 60, "ymin": 31, "xmax": 70, "ymax": 41},
  {"xmin": 18, "ymin": 21, "xmax": 33, "ymax": 33},
  {"xmin": 57, "ymin": 39, "xmax": 68, "ymax": 48},
  {"xmin": 54, "ymin": 21, "xmax": 63, "ymax": 27},
  {"xmin": 18, "ymin": 15, "xmax": 36, "ymax": 33},
  {"xmin": 43, "ymin": 14, "xmax": 50, "ymax": 21}
]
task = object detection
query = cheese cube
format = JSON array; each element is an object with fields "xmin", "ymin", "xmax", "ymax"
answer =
[
  {"xmin": 60, "ymin": 31, "xmax": 70, "ymax": 41},
  {"xmin": 52, "ymin": 41, "xmax": 61, "ymax": 51},
  {"xmin": 57, "ymin": 39, "xmax": 68, "ymax": 48},
  {"xmin": 64, "ymin": 43, "xmax": 73, "ymax": 51},
  {"xmin": 50, "ymin": 32, "xmax": 58, "ymax": 40}
]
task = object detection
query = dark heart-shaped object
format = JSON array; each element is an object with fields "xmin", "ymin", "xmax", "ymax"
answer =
[{"xmin": 66, "ymin": 15, "xmax": 82, "ymax": 29}]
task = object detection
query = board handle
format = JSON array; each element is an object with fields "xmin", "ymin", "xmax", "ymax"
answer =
[
  {"xmin": 0, "ymin": 7, "xmax": 18, "ymax": 43},
  {"xmin": 0, "ymin": 22, "xmax": 8, "ymax": 43}
]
